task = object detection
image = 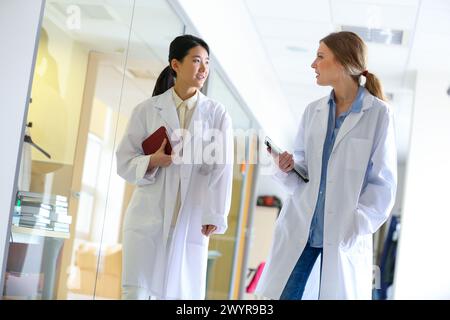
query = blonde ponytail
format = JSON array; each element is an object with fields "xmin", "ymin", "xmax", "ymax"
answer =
[{"xmin": 364, "ymin": 72, "xmax": 386, "ymax": 101}]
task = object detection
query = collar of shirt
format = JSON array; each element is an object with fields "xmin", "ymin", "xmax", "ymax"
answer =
[
  {"xmin": 328, "ymin": 85, "xmax": 365, "ymax": 116},
  {"xmin": 172, "ymin": 88, "xmax": 198, "ymax": 110}
]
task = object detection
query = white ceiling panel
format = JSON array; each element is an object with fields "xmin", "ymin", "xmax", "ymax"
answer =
[
  {"xmin": 262, "ymin": 37, "xmax": 317, "ymax": 61},
  {"xmin": 415, "ymin": 4, "xmax": 450, "ymax": 36},
  {"xmin": 330, "ymin": 0, "xmax": 419, "ymax": 30},
  {"xmin": 408, "ymin": 32, "xmax": 450, "ymax": 72},
  {"xmin": 245, "ymin": 0, "xmax": 331, "ymax": 22},
  {"xmin": 261, "ymin": 38, "xmax": 317, "ymax": 86},
  {"xmin": 365, "ymin": 43, "xmax": 410, "ymax": 78},
  {"xmin": 336, "ymin": 0, "xmax": 419, "ymax": 6}
]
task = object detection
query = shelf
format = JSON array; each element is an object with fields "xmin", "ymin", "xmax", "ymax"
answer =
[
  {"xmin": 31, "ymin": 160, "xmax": 65, "ymax": 174},
  {"xmin": 11, "ymin": 225, "xmax": 70, "ymax": 239}
]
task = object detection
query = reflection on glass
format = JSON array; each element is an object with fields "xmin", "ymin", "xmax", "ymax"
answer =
[
  {"xmin": 3, "ymin": 0, "xmax": 257, "ymax": 301},
  {"xmin": 97, "ymin": 0, "xmax": 185, "ymax": 300},
  {"xmin": 208, "ymin": 72, "xmax": 252, "ymax": 130},
  {"xmin": 2, "ymin": 0, "xmax": 135, "ymax": 300},
  {"xmin": 204, "ymin": 72, "xmax": 257, "ymax": 299}
]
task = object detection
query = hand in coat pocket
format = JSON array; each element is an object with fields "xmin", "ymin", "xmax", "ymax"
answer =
[{"xmin": 340, "ymin": 217, "xmax": 358, "ymax": 250}]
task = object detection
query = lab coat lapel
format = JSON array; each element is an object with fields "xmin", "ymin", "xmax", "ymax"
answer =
[
  {"xmin": 179, "ymin": 91, "xmax": 209, "ymax": 208},
  {"xmin": 332, "ymin": 91, "xmax": 374, "ymax": 152},
  {"xmin": 184, "ymin": 90, "xmax": 208, "ymax": 145},
  {"xmin": 154, "ymin": 89, "xmax": 180, "ymax": 132},
  {"xmin": 153, "ymin": 89, "xmax": 180, "ymax": 249},
  {"xmin": 163, "ymin": 165, "xmax": 177, "ymax": 249},
  {"xmin": 314, "ymin": 100, "xmax": 329, "ymax": 161}
]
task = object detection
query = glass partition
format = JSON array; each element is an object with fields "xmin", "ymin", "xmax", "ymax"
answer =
[
  {"xmin": 204, "ymin": 71, "xmax": 257, "ymax": 299},
  {"xmin": 95, "ymin": 0, "xmax": 185, "ymax": 300},
  {"xmin": 2, "ymin": 0, "xmax": 135, "ymax": 300},
  {"xmin": 2, "ymin": 0, "xmax": 259, "ymax": 300}
]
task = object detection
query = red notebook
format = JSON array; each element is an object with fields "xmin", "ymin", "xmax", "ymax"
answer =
[{"xmin": 141, "ymin": 126, "xmax": 172, "ymax": 155}]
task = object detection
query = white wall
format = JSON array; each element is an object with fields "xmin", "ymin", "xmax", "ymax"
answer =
[
  {"xmin": 0, "ymin": 0, "xmax": 45, "ymax": 288},
  {"xmin": 393, "ymin": 70, "xmax": 450, "ymax": 299}
]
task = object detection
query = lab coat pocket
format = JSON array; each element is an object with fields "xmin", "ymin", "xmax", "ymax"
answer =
[
  {"xmin": 345, "ymin": 138, "xmax": 371, "ymax": 172},
  {"xmin": 339, "ymin": 214, "xmax": 359, "ymax": 251}
]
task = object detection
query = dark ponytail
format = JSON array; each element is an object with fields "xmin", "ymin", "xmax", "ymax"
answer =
[
  {"xmin": 152, "ymin": 66, "xmax": 175, "ymax": 97},
  {"xmin": 152, "ymin": 34, "xmax": 210, "ymax": 97}
]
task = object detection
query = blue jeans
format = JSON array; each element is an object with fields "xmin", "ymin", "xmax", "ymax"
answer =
[{"xmin": 280, "ymin": 243, "xmax": 323, "ymax": 300}]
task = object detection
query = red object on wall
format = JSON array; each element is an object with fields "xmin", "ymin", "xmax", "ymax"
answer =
[
  {"xmin": 246, "ymin": 262, "xmax": 265, "ymax": 294},
  {"xmin": 264, "ymin": 197, "xmax": 274, "ymax": 206}
]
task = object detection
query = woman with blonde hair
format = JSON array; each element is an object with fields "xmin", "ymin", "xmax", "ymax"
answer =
[{"xmin": 256, "ymin": 31, "xmax": 397, "ymax": 299}]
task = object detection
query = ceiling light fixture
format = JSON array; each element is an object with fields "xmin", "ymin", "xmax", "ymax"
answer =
[{"xmin": 341, "ymin": 25, "xmax": 404, "ymax": 45}]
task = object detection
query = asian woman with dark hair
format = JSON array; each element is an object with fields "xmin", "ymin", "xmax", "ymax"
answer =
[{"xmin": 116, "ymin": 35, "xmax": 233, "ymax": 300}]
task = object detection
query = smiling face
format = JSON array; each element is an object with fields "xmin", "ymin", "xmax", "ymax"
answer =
[
  {"xmin": 171, "ymin": 45, "xmax": 209, "ymax": 89},
  {"xmin": 311, "ymin": 41, "xmax": 344, "ymax": 86}
]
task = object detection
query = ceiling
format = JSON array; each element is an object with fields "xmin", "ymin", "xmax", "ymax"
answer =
[
  {"xmin": 244, "ymin": 0, "xmax": 420, "ymax": 114},
  {"xmin": 43, "ymin": 0, "xmax": 255, "ymax": 129},
  {"xmin": 44, "ymin": 0, "xmax": 184, "ymax": 118},
  {"xmin": 41, "ymin": 0, "xmax": 450, "ymax": 162},
  {"xmin": 243, "ymin": 0, "xmax": 450, "ymax": 162}
]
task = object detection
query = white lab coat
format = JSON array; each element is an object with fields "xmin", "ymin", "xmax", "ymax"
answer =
[
  {"xmin": 255, "ymin": 89, "xmax": 397, "ymax": 299},
  {"xmin": 116, "ymin": 88, "xmax": 233, "ymax": 299}
]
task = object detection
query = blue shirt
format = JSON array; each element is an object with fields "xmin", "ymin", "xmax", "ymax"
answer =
[{"xmin": 308, "ymin": 86, "xmax": 365, "ymax": 248}]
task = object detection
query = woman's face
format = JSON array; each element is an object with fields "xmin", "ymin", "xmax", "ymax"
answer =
[
  {"xmin": 171, "ymin": 45, "xmax": 209, "ymax": 89},
  {"xmin": 311, "ymin": 42, "xmax": 344, "ymax": 86}
]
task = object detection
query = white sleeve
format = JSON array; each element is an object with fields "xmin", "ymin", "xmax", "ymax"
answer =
[
  {"xmin": 115, "ymin": 105, "xmax": 160, "ymax": 186},
  {"xmin": 201, "ymin": 112, "xmax": 234, "ymax": 234}
]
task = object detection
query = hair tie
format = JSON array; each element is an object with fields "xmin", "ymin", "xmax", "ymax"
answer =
[{"xmin": 361, "ymin": 70, "xmax": 368, "ymax": 77}]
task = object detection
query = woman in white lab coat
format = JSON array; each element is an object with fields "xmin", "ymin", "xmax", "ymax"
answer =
[
  {"xmin": 116, "ymin": 35, "xmax": 233, "ymax": 300},
  {"xmin": 256, "ymin": 31, "xmax": 397, "ymax": 299}
]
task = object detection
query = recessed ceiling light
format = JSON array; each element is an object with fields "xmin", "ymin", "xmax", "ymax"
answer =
[
  {"xmin": 341, "ymin": 25, "xmax": 404, "ymax": 45},
  {"xmin": 51, "ymin": 2, "xmax": 115, "ymax": 21}
]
